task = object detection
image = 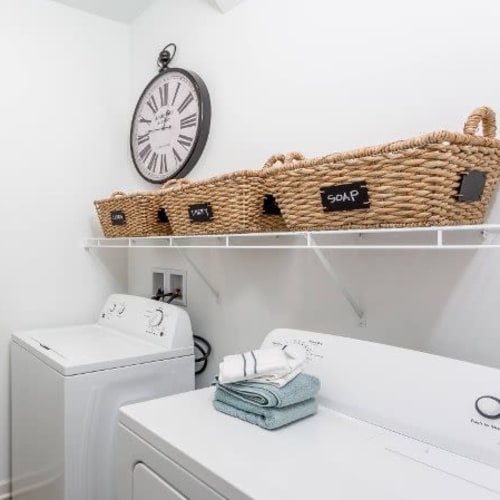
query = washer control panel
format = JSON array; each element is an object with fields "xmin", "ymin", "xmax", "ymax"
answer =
[
  {"xmin": 98, "ymin": 294, "xmax": 193, "ymax": 350},
  {"xmin": 264, "ymin": 336, "xmax": 325, "ymax": 365},
  {"xmin": 261, "ymin": 328, "xmax": 500, "ymax": 470}
]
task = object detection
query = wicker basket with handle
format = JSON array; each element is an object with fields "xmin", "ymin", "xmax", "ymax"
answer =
[
  {"xmin": 163, "ymin": 168, "xmax": 288, "ymax": 236},
  {"xmin": 94, "ymin": 180, "xmax": 188, "ymax": 237},
  {"xmin": 263, "ymin": 107, "xmax": 500, "ymax": 231}
]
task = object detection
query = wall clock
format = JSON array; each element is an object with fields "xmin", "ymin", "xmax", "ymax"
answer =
[{"xmin": 130, "ymin": 43, "xmax": 211, "ymax": 183}]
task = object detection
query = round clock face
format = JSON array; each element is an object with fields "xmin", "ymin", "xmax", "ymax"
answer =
[{"xmin": 130, "ymin": 68, "xmax": 210, "ymax": 183}]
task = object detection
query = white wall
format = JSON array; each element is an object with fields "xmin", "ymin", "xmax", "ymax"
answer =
[
  {"xmin": 128, "ymin": 0, "xmax": 500, "ymax": 387},
  {"xmin": 0, "ymin": 0, "xmax": 134, "ymax": 490}
]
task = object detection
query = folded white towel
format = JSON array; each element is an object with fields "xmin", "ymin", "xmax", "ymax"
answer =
[
  {"xmin": 218, "ymin": 346, "xmax": 306, "ymax": 385},
  {"xmin": 250, "ymin": 367, "xmax": 302, "ymax": 388}
]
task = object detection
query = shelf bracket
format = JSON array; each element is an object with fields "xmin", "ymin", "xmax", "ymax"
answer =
[
  {"xmin": 309, "ymin": 236, "xmax": 366, "ymax": 327},
  {"xmin": 436, "ymin": 230, "xmax": 443, "ymax": 247},
  {"xmin": 175, "ymin": 248, "xmax": 221, "ymax": 303}
]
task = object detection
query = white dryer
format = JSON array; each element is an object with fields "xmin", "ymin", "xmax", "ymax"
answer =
[
  {"xmin": 11, "ymin": 294, "xmax": 194, "ymax": 500},
  {"xmin": 117, "ymin": 328, "xmax": 500, "ymax": 500}
]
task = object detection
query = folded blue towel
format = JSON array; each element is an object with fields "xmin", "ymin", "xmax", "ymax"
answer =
[
  {"xmin": 213, "ymin": 398, "xmax": 318, "ymax": 430},
  {"xmin": 215, "ymin": 373, "xmax": 320, "ymax": 408}
]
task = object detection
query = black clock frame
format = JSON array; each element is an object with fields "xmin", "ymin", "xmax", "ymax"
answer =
[{"xmin": 130, "ymin": 67, "xmax": 211, "ymax": 184}]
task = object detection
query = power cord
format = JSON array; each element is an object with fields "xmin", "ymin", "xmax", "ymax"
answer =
[
  {"xmin": 151, "ymin": 289, "xmax": 212, "ymax": 375},
  {"xmin": 193, "ymin": 335, "xmax": 212, "ymax": 375}
]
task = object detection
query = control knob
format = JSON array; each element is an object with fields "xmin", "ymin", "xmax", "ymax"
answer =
[
  {"xmin": 149, "ymin": 309, "xmax": 164, "ymax": 328},
  {"xmin": 475, "ymin": 396, "xmax": 500, "ymax": 419}
]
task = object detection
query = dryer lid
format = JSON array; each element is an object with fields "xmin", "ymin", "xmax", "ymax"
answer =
[
  {"xmin": 12, "ymin": 324, "xmax": 192, "ymax": 376},
  {"xmin": 119, "ymin": 388, "xmax": 500, "ymax": 500}
]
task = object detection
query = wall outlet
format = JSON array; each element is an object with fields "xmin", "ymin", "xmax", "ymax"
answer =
[{"xmin": 152, "ymin": 268, "xmax": 187, "ymax": 306}]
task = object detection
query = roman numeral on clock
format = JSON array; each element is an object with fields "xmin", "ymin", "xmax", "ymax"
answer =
[
  {"xmin": 147, "ymin": 95, "xmax": 158, "ymax": 115},
  {"xmin": 160, "ymin": 154, "xmax": 168, "ymax": 174},
  {"xmin": 171, "ymin": 83, "xmax": 181, "ymax": 106},
  {"xmin": 159, "ymin": 83, "xmax": 168, "ymax": 107},
  {"xmin": 139, "ymin": 116, "xmax": 152, "ymax": 125},
  {"xmin": 178, "ymin": 93, "xmax": 194, "ymax": 114},
  {"xmin": 148, "ymin": 152, "xmax": 158, "ymax": 172},
  {"xmin": 177, "ymin": 134, "xmax": 193, "ymax": 150},
  {"xmin": 172, "ymin": 147, "xmax": 182, "ymax": 164},
  {"xmin": 180, "ymin": 113, "xmax": 197, "ymax": 129},
  {"xmin": 139, "ymin": 144, "xmax": 152, "ymax": 162},
  {"xmin": 137, "ymin": 134, "xmax": 149, "ymax": 146}
]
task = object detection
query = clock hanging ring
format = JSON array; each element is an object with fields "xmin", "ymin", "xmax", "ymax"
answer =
[{"xmin": 130, "ymin": 43, "xmax": 211, "ymax": 183}]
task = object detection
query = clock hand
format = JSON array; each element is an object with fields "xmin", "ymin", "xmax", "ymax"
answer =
[{"xmin": 148, "ymin": 126, "xmax": 172, "ymax": 133}]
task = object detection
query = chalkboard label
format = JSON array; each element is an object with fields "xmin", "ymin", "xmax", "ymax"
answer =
[
  {"xmin": 188, "ymin": 203, "xmax": 214, "ymax": 222},
  {"xmin": 157, "ymin": 208, "xmax": 169, "ymax": 223},
  {"xmin": 458, "ymin": 170, "xmax": 486, "ymax": 202},
  {"xmin": 320, "ymin": 182, "xmax": 370, "ymax": 212},
  {"xmin": 110, "ymin": 210, "xmax": 126, "ymax": 225},
  {"xmin": 263, "ymin": 194, "xmax": 281, "ymax": 215}
]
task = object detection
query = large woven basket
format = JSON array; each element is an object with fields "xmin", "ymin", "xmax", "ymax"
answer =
[
  {"xmin": 94, "ymin": 180, "xmax": 187, "ymax": 237},
  {"xmin": 263, "ymin": 107, "xmax": 500, "ymax": 231},
  {"xmin": 163, "ymin": 170, "xmax": 287, "ymax": 235}
]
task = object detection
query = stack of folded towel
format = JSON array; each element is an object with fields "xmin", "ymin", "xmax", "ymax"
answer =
[{"xmin": 213, "ymin": 346, "xmax": 320, "ymax": 430}]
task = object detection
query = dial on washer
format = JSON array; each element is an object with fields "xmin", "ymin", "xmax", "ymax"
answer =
[
  {"xmin": 149, "ymin": 309, "xmax": 164, "ymax": 328},
  {"xmin": 475, "ymin": 395, "xmax": 500, "ymax": 419}
]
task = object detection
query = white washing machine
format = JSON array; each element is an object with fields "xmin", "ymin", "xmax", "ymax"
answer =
[
  {"xmin": 11, "ymin": 294, "xmax": 194, "ymax": 500},
  {"xmin": 117, "ymin": 328, "xmax": 500, "ymax": 500}
]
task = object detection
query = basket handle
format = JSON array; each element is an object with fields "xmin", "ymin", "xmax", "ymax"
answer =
[
  {"xmin": 263, "ymin": 154, "xmax": 286, "ymax": 169},
  {"xmin": 262, "ymin": 151, "xmax": 306, "ymax": 169},
  {"xmin": 463, "ymin": 107, "xmax": 497, "ymax": 138},
  {"xmin": 285, "ymin": 151, "xmax": 306, "ymax": 163},
  {"xmin": 161, "ymin": 178, "xmax": 191, "ymax": 190},
  {"xmin": 111, "ymin": 191, "xmax": 126, "ymax": 197}
]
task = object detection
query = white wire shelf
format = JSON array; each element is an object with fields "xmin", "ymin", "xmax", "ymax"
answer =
[{"xmin": 84, "ymin": 224, "xmax": 500, "ymax": 250}]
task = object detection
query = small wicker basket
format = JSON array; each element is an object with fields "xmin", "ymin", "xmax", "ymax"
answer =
[
  {"xmin": 94, "ymin": 180, "xmax": 188, "ymax": 238},
  {"xmin": 163, "ymin": 169, "xmax": 288, "ymax": 235},
  {"xmin": 263, "ymin": 107, "xmax": 500, "ymax": 231}
]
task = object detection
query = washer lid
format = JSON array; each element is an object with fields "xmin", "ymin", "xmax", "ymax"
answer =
[{"xmin": 12, "ymin": 324, "xmax": 192, "ymax": 376}]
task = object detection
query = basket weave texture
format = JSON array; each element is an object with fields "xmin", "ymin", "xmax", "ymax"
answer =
[
  {"xmin": 262, "ymin": 107, "xmax": 500, "ymax": 231},
  {"xmin": 163, "ymin": 170, "xmax": 287, "ymax": 235},
  {"xmin": 94, "ymin": 180, "xmax": 187, "ymax": 237}
]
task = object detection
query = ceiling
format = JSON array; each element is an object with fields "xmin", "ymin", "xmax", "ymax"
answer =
[
  {"xmin": 51, "ymin": 0, "xmax": 158, "ymax": 23},
  {"xmin": 51, "ymin": 0, "xmax": 244, "ymax": 22}
]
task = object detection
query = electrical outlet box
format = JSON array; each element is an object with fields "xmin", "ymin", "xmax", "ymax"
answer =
[
  {"xmin": 152, "ymin": 271, "xmax": 165, "ymax": 298},
  {"xmin": 152, "ymin": 268, "xmax": 187, "ymax": 306}
]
